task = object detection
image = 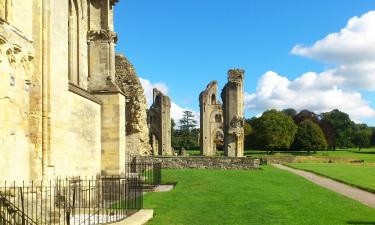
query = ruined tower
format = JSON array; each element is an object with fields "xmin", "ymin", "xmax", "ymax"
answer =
[
  {"xmin": 199, "ymin": 81, "xmax": 224, "ymax": 156},
  {"xmin": 221, "ymin": 69, "xmax": 245, "ymax": 157},
  {"xmin": 148, "ymin": 88, "xmax": 172, "ymax": 155},
  {"xmin": 115, "ymin": 54, "xmax": 152, "ymax": 157}
]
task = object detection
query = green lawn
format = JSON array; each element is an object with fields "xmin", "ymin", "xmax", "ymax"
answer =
[
  {"xmin": 288, "ymin": 163, "xmax": 375, "ymax": 193},
  {"xmin": 245, "ymin": 148, "xmax": 375, "ymax": 163},
  {"xmin": 144, "ymin": 167, "xmax": 375, "ymax": 225}
]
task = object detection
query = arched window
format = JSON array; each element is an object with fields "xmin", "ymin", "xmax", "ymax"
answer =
[
  {"xmin": 211, "ymin": 94, "xmax": 216, "ymax": 104},
  {"xmin": 68, "ymin": 0, "xmax": 79, "ymax": 85}
]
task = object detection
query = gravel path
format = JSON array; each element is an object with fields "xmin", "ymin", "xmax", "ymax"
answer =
[{"xmin": 273, "ymin": 164, "xmax": 375, "ymax": 208}]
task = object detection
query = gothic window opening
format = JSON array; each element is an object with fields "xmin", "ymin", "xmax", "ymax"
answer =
[
  {"xmin": 68, "ymin": 0, "xmax": 80, "ymax": 85},
  {"xmin": 211, "ymin": 94, "xmax": 216, "ymax": 104}
]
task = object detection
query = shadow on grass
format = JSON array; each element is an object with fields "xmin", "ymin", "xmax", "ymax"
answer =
[{"xmin": 347, "ymin": 222, "xmax": 375, "ymax": 224}]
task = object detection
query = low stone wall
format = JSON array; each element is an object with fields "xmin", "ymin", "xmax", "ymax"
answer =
[{"xmin": 135, "ymin": 156, "xmax": 260, "ymax": 170}]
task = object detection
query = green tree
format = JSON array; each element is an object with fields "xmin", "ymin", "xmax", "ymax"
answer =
[
  {"xmin": 282, "ymin": 108, "xmax": 298, "ymax": 117},
  {"xmin": 252, "ymin": 110, "xmax": 297, "ymax": 154},
  {"xmin": 320, "ymin": 109, "xmax": 354, "ymax": 150},
  {"xmin": 352, "ymin": 124, "xmax": 372, "ymax": 150},
  {"xmin": 292, "ymin": 120, "xmax": 328, "ymax": 153},
  {"xmin": 372, "ymin": 127, "xmax": 375, "ymax": 147},
  {"xmin": 244, "ymin": 120, "xmax": 253, "ymax": 150},
  {"xmin": 178, "ymin": 111, "xmax": 198, "ymax": 150}
]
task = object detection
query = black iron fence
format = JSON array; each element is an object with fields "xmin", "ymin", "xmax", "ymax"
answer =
[
  {"xmin": 0, "ymin": 176, "xmax": 143, "ymax": 225},
  {"xmin": 0, "ymin": 162, "xmax": 161, "ymax": 225},
  {"xmin": 126, "ymin": 162, "xmax": 161, "ymax": 189}
]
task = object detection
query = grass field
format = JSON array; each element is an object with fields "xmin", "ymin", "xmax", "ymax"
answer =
[
  {"xmin": 245, "ymin": 148, "xmax": 375, "ymax": 163},
  {"xmin": 288, "ymin": 163, "xmax": 375, "ymax": 193},
  {"xmin": 144, "ymin": 167, "xmax": 375, "ymax": 225}
]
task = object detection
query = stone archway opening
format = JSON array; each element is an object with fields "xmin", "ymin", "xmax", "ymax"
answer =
[{"xmin": 213, "ymin": 130, "xmax": 224, "ymax": 153}]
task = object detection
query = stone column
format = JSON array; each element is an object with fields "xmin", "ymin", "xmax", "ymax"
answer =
[
  {"xmin": 88, "ymin": 0, "xmax": 126, "ymax": 176},
  {"xmin": 148, "ymin": 88, "xmax": 172, "ymax": 155},
  {"xmin": 221, "ymin": 69, "xmax": 245, "ymax": 157}
]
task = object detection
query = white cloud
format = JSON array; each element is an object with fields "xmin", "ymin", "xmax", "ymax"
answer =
[
  {"xmin": 139, "ymin": 78, "xmax": 169, "ymax": 106},
  {"xmin": 291, "ymin": 11, "xmax": 375, "ymax": 90},
  {"xmin": 246, "ymin": 11, "xmax": 375, "ymax": 122},
  {"xmin": 246, "ymin": 71, "xmax": 375, "ymax": 121},
  {"xmin": 140, "ymin": 78, "xmax": 200, "ymax": 126}
]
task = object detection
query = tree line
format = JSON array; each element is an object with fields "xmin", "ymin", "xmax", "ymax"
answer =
[
  {"xmin": 171, "ymin": 109, "xmax": 375, "ymax": 153},
  {"xmin": 245, "ymin": 109, "xmax": 375, "ymax": 153}
]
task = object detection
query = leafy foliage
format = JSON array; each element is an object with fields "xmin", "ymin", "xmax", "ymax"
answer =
[
  {"xmin": 352, "ymin": 124, "xmax": 372, "ymax": 150},
  {"xmin": 282, "ymin": 108, "xmax": 297, "ymax": 117},
  {"xmin": 320, "ymin": 109, "xmax": 354, "ymax": 149},
  {"xmin": 292, "ymin": 120, "xmax": 328, "ymax": 152},
  {"xmin": 172, "ymin": 111, "xmax": 198, "ymax": 150},
  {"xmin": 252, "ymin": 110, "xmax": 297, "ymax": 153}
]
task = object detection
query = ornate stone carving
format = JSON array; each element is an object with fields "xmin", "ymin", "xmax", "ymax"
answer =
[
  {"xmin": 230, "ymin": 116, "xmax": 244, "ymax": 129},
  {"xmin": 228, "ymin": 69, "xmax": 244, "ymax": 83},
  {"xmin": 87, "ymin": 29, "xmax": 118, "ymax": 43}
]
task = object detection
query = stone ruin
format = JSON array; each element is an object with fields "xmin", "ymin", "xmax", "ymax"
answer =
[
  {"xmin": 148, "ymin": 88, "xmax": 173, "ymax": 155},
  {"xmin": 115, "ymin": 54, "xmax": 152, "ymax": 156},
  {"xmin": 221, "ymin": 69, "xmax": 245, "ymax": 157},
  {"xmin": 199, "ymin": 81, "xmax": 224, "ymax": 156},
  {"xmin": 199, "ymin": 69, "xmax": 245, "ymax": 157}
]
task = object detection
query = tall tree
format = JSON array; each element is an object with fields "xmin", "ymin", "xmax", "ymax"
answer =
[
  {"xmin": 244, "ymin": 120, "xmax": 253, "ymax": 150},
  {"xmin": 178, "ymin": 111, "xmax": 198, "ymax": 150},
  {"xmin": 320, "ymin": 109, "xmax": 354, "ymax": 150},
  {"xmin": 292, "ymin": 120, "xmax": 328, "ymax": 153},
  {"xmin": 252, "ymin": 110, "xmax": 298, "ymax": 154},
  {"xmin": 352, "ymin": 124, "xmax": 372, "ymax": 150},
  {"xmin": 372, "ymin": 127, "xmax": 375, "ymax": 147}
]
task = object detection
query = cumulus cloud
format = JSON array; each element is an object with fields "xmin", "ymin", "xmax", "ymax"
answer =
[
  {"xmin": 140, "ymin": 78, "xmax": 200, "ymax": 126},
  {"xmin": 291, "ymin": 11, "xmax": 375, "ymax": 90},
  {"xmin": 246, "ymin": 71, "xmax": 375, "ymax": 121},
  {"xmin": 247, "ymin": 11, "xmax": 375, "ymax": 122},
  {"xmin": 139, "ymin": 78, "xmax": 169, "ymax": 106}
]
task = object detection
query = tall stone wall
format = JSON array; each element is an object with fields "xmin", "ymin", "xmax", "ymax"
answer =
[
  {"xmin": 221, "ymin": 69, "xmax": 245, "ymax": 157},
  {"xmin": 199, "ymin": 81, "xmax": 224, "ymax": 156},
  {"xmin": 148, "ymin": 88, "xmax": 172, "ymax": 155},
  {"xmin": 115, "ymin": 54, "xmax": 152, "ymax": 157},
  {"xmin": 0, "ymin": 0, "xmax": 126, "ymax": 182}
]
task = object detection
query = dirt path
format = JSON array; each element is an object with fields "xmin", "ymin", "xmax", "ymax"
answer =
[{"xmin": 273, "ymin": 164, "xmax": 375, "ymax": 208}]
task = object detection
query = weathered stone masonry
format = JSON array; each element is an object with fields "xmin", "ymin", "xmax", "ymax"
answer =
[
  {"xmin": 221, "ymin": 69, "xmax": 245, "ymax": 157},
  {"xmin": 137, "ymin": 156, "xmax": 260, "ymax": 170},
  {"xmin": 115, "ymin": 54, "xmax": 152, "ymax": 157},
  {"xmin": 199, "ymin": 81, "xmax": 224, "ymax": 156},
  {"xmin": 148, "ymin": 88, "xmax": 172, "ymax": 156}
]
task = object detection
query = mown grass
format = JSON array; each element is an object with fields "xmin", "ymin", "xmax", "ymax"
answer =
[
  {"xmin": 144, "ymin": 167, "xmax": 375, "ymax": 225},
  {"xmin": 245, "ymin": 148, "xmax": 375, "ymax": 163},
  {"xmin": 288, "ymin": 163, "xmax": 375, "ymax": 193}
]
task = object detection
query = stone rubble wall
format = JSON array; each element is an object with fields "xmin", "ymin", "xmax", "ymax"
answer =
[{"xmin": 136, "ymin": 156, "xmax": 260, "ymax": 170}]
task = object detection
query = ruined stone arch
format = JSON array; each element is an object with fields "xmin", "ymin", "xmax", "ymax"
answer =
[{"xmin": 212, "ymin": 128, "xmax": 224, "ymax": 152}]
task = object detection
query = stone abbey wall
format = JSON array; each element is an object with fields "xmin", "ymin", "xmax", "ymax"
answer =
[
  {"xmin": 199, "ymin": 81, "xmax": 224, "ymax": 156},
  {"xmin": 136, "ymin": 156, "xmax": 260, "ymax": 170},
  {"xmin": 199, "ymin": 69, "xmax": 245, "ymax": 158},
  {"xmin": 222, "ymin": 69, "xmax": 245, "ymax": 157},
  {"xmin": 0, "ymin": 0, "xmax": 127, "ymax": 182},
  {"xmin": 148, "ymin": 88, "xmax": 172, "ymax": 156}
]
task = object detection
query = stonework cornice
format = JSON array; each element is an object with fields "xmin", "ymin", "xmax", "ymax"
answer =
[
  {"xmin": 87, "ymin": 29, "xmax": 118, "ymax": 44},
  {"xmin": 228, "ymin": 69, "xmax": 245, "ymax": 83}
]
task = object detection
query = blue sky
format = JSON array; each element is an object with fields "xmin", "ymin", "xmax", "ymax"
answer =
[{"xmin": 114, "ymin": 0, "xmax": 375, "ymax": 126}]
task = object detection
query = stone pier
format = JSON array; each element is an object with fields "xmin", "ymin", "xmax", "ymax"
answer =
[{"xmin": 221, "ymin": 69, "xmax": 245, "ymax": 157}]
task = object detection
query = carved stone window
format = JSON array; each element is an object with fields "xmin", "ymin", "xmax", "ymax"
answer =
[
  {"xmin": 211, "ymin": 94, "xmax": 216, "ymax": 104},
  {"xmin": 68, "ymin": 0, "xmax": 79, "ymax": 85}
]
